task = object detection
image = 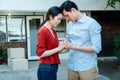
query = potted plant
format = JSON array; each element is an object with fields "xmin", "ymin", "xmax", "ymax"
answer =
[
  {"xmin": 0, "ymin": 48, "xmax": 7, "ymax": 64},
  {"xmin": 113, "ymin": 35, "xmax": 120, "ymax": 69}
]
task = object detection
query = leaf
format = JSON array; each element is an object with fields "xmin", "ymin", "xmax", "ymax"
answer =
[
  {"xmin": 105, "ymin": 0, "xmax": 120, "ymax": 9},
  {"xmin": 113, "ymin": 36, "xmax": 120, "ymax": 60}
]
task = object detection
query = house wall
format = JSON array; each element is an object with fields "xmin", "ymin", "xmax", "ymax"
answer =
[
  {"xmin": 0, "ymin": 42, "xmax": 27, "ymax": 57},
  {"xmin": 91, "ymin": 11, "xmax": 120, "ymax": 57},
  {"xmin": 0, "ymin": 0, "xmax": 120, "ymax": 12},
  {"xmin": 0, "ymin": 0, "xmax": 120, "ymax": 59}
]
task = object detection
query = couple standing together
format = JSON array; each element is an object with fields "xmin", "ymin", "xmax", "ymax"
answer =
[{"xmin": 36, "ymin": 1, "xmax": 102, "ymax": 80}]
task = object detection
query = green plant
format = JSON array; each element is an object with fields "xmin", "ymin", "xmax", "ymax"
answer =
[
  {"xmin": 113, "ymin": 36, "xmax": 120, "ymax": 60},
  {"xmin": 105, "ymin": 0, "xmax": 120, "ymax": 9},
  {"xmin": 0, "ymin": 48, "xmax": 7, "ymax": 64}
]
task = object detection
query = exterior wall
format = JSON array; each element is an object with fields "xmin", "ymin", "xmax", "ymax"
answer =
[
  {"xmin": 0, "ymin": 0, "xmax": 120, "ymax": 12},
  {"xmin": 0, "ymin": 0, "xmax": 120, "ymax": 60},
  {"xmin": 91, "ymin": 11, "xmax": 120, "ymax": 57},
  {"xmin": 0, "ymin": 11, "xmax": 120, "ymax": 59},
  {"xmin": 74, "ymin": 0, "xmax": 120, "ymax": 10},
  {"xmin": 0, "ymin": 42, "xmax": 27, "ymax": 57}
]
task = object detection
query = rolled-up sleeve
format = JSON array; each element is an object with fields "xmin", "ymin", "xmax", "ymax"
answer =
[
  {"xmin": 89, "ymin": 21, "xmax": 102, "ymax": 53},
  {"xmin": 36, "ymin": 31, "xmax": 46, "ymax": 56}
]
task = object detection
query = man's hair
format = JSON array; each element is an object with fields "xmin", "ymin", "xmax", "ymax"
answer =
[{"xmin": 60, "ymin": 1, "xmax": 78, "ymax": 13}]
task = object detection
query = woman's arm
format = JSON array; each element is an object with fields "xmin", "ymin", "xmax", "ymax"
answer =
[{"xmin": 40, "ymin": 41, "xmax": 65, "ymax": 58}]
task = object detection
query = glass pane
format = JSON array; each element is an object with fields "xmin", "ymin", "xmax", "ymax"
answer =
[
  {"xmin": 29, "ymin": 18, "xmax": 41, "ymax": 56},
  {"xmin": 55, "ymin": 19, "xmax": 66, "ymax": 38},
  {"xmin": 30, "ymin": 19, "xmax": 41, "ymax": 29},
  {"xmin": 7, "ymin": 16, "xmax": 25, "ymax": 42},
  {"xmin": 0, "ymin": 16, "xmax": 7, "ymax": 42}
]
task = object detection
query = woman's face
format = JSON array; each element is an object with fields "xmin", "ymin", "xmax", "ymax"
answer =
[{"xmin": 50, "ymin": 13, "xmax": 63, "ymax": 27}]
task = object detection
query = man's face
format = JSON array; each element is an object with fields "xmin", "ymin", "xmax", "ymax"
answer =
[{"xmin": 63, "ymin": 9, "xmax": 75, "ymax": 22}]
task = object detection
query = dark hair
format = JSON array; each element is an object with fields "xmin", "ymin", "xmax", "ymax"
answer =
[
  {"xmin": 40, "ymin": 6, "xmax": 62, "ymax": 27},
  {"xmin": 60, "ymin": 1, "xmax": 78, "ymax": 13}
]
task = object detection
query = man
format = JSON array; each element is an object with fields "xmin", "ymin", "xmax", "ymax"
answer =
[{"xmin": 60, "ymin": 1, "xmax": 102, "ymax": 80}]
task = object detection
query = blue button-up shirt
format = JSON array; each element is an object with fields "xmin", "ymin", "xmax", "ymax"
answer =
[{"xmin": 66, "ymin": 13, "xmax": 102, "ymax": 71}]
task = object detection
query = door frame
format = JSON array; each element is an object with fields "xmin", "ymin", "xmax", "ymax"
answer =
[{"xmin": 26, "ymin": 16, "xmax": 44, "ymax": 60}]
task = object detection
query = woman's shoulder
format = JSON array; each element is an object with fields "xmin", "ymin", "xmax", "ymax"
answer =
[{"xmin": 38, "ymin": 26, "xmax": 47, "ymax": 32}]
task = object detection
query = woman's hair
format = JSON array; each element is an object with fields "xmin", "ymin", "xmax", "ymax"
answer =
[
  {"xmin": 60, "ymin": 1, "xmax": 78, "ymax": 13},
  {"xmin": 40, "ymin": 6, "xmax": 62, "ymax": 27}
]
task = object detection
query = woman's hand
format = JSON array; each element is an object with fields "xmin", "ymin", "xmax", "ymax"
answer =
[
  {"xmin": 63, "ymin": 40, "xmax": 72, "ymax": 49},
  {"xmin": 58, "ymin": 40, "xmax": 66, "ymax": 51}
]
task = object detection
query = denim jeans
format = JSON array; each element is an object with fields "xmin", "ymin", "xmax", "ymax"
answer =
[{"xmin": 37, "ymin": 64, "xmax": 58, "ymax": 80}]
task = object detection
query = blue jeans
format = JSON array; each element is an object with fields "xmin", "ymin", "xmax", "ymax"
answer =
[{"xmin": 37, "ymin": 64, "xmax": 58, "ymax": 80}]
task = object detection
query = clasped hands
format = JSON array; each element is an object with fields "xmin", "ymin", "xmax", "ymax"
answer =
[{"xmin": 58, "ymin": 40, "xmax": 72, "ymax": 52}]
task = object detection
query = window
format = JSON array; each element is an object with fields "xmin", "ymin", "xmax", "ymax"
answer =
[
  {"xmin": 0, "ymin": 16, "xmax": 25, "ymax": 42},
  {"xmin": 0, "ymin": 16, "xmax": 7, "ymax": 42},
  {"xmin": 7, "ymin": 16, "xmax": 25, "ymax": 42},
  {"xmin": 55, "ymin": 19, "xmax": 66, "ymax": 39}
]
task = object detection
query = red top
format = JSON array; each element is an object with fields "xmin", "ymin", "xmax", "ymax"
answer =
[{"xmin": 36, "ymin": 26, "xmax": 60, "ymax": 64}]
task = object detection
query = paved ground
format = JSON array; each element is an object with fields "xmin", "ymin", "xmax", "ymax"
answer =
[
  {"xmin": 98, "ymin": 57, "xmax": 120, "ymax": 80},
  {"xmin": 0, "ymin": 57, "xmax": 120, "ymax": 80}
]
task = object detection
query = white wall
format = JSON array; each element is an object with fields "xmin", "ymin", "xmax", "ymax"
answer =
[
  {"xmin": 0, "ymin": 0, "xmax": 65, "ymax": 12},
  {"xmin": 74, "ymin": 0, "xmax": 120, "ymax": 10},
  {"xmin": 0, "ymin": 0, "xmax": 120, "ymax": 12}
]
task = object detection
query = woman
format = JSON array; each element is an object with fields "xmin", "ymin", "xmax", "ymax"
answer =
[{"xmin": 36, "ymin": 6, "xmax": 65, "ymax": 80}]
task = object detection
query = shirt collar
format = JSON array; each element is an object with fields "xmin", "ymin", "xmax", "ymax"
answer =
[{"xmin": 77, "ymin": 13, "xmax": 87, "ymax": 23}]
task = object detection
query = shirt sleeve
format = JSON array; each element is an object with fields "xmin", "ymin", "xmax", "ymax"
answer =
[
  {"xmin": 89, "ymin": 20, "xmax": 102, "ymax": 53},
  {"xmin": 36, "ymin": 30, "xmax": 47, "ymax": 56}
]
